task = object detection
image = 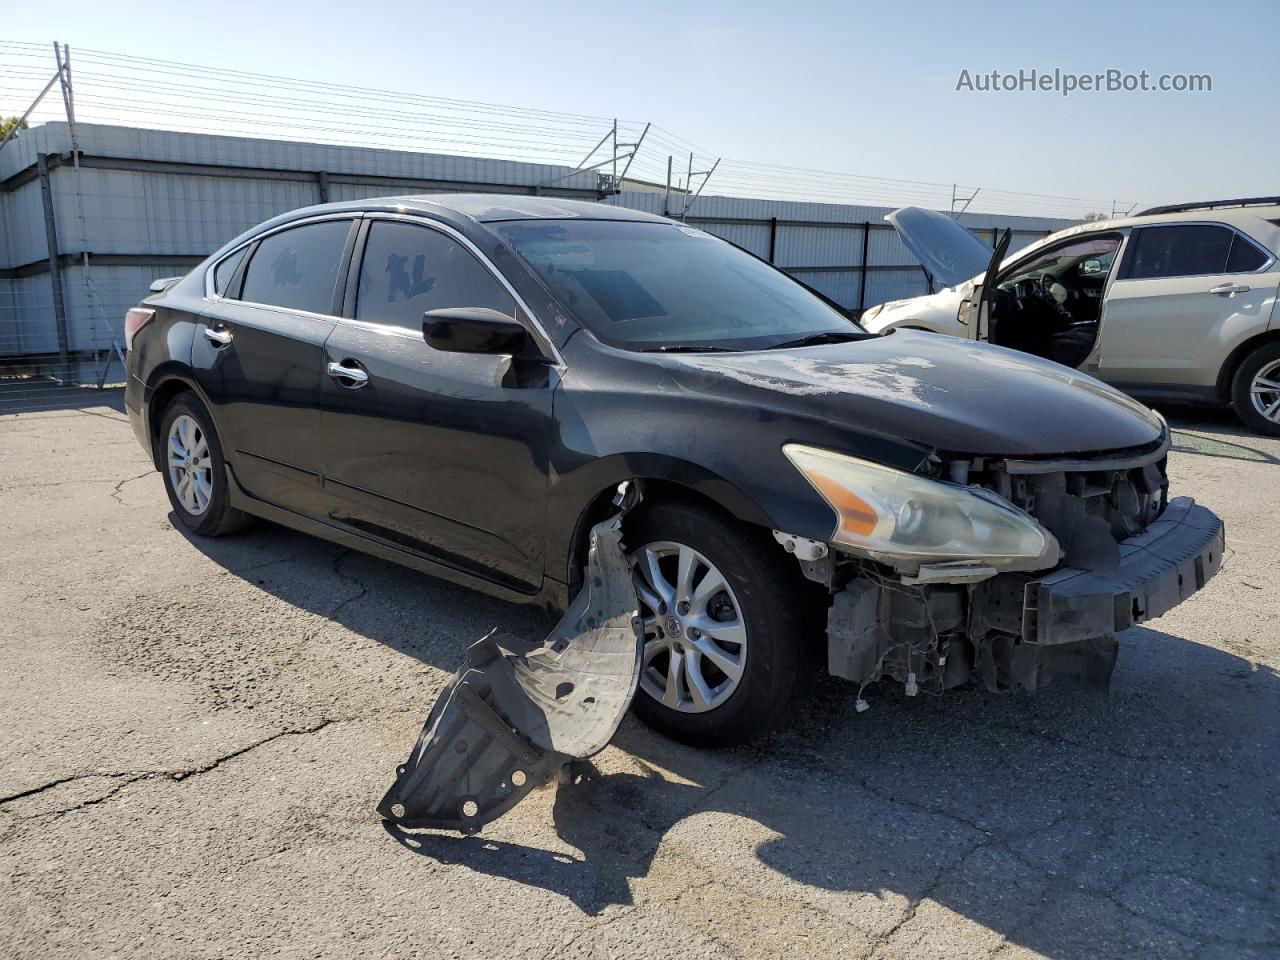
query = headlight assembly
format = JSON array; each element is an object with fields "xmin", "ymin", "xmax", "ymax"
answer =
[{"xmin": 782, "ymin": 444, "xmax": 1058, "ymax": 568}]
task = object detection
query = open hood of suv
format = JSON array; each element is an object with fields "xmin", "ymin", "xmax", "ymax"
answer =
[{"xmin": 886, "ymin": 206, "xmax": 994, "ymax": 288}]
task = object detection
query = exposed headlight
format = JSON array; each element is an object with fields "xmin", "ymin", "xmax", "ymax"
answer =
[{"xmin": 782, "ymin": 444, "xmax": 1057, "ymax": 566}]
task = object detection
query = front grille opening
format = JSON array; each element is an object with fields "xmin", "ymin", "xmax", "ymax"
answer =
[{"xmin": 938, "ymin": 452, "xmax": 1171, "ymax": 572}]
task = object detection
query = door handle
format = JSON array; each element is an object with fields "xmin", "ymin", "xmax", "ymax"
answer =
[
  {"xmin": 203, "ymin": 325, "xmax": 233, "ymax": 347},
  {"xmin": 1209, "ymin": 283, "xmax": 1250, "ymax": 297},
  {"xmin": 327, "ymin": 360, "xmax": 369, "ymax": 387}
]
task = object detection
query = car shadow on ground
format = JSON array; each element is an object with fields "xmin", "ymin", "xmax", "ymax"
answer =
[
  {"xmin": 185, "ymin": 517, "xmax": 1280, "ymax": 958},
  {"xmin": 378, "ymin": 638, "xmax": 1280, "ymax": 958}
]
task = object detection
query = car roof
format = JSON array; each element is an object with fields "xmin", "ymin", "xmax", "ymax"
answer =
[
  {"xmin": 291, "ymin": 193, "xmax": 675, "ymax": 225},
  {"xmin": 1083, "ymin": 204, "xmax": 1280, "ymax": 232},
  {"xmin": 1003, "ymin": 204, "xmax": 1280, "ymax": 269},
  {"xmin": 411, "ymin": 193, "xmax": 673, "ymax": 224}
]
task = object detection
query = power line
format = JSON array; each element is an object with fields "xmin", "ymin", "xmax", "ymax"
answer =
[{"xmin": 0, "ymin": 41, "xmax": 1137, "ymax": 218}]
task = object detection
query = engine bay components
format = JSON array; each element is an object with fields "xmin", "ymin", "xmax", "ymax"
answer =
[{"xmin": 825, "ymin": 497, "xmax": 1223, "ymax": 699}]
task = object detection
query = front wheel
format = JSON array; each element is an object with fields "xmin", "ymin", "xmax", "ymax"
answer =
[
  {"xmin": 626, "ymin": 500, "xmax": 821, "ymax": 747},
  {"xmin": 1230, "ymin": 342, "xmax": 1280, "ymax": 437}
]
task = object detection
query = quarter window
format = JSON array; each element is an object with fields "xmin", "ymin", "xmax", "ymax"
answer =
[
  {"xmin": 213, "ymin": 246, "xmax": 249, "ymax": 297},
  {"xmin": 239, "ymin": 220, "xmax": 351, "ymax": 314},
  {"xmin": 355, "ymin": 221, "xmax": 515, "ymax": 331},
  {"xmin": 1226, "ymin": 234, "xmax": 1269, "ymax": 273},
  {"xmin": 1126, "ymin": 224, "xmax": 1267, "ymax": 279}
]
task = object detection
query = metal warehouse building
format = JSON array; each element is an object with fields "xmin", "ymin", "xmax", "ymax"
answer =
[{"xmin": 0, "ymin": 121, "xmax": 1075, "ymax": 381}]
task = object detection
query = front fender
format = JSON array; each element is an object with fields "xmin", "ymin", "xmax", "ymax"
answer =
[
  {"xmin": 862, "ymin": 288, "xmax": 966, "ymax": 337},
  {"xmin": 546, "ymin": 452, "xmax": 777, "ymax": 591}
]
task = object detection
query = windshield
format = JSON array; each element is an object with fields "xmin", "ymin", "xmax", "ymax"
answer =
[{"xmin": 493, "ymin": 220, "xmax": 858, "ymax": 351}]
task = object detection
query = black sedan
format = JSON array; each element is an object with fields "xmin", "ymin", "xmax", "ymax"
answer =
[{"xmin": 125, "ymin": 195, "xmax": 1224, "ymax": 746}]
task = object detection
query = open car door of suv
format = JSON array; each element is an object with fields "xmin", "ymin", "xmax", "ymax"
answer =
[{"xmin": 960, "ymin": 228, "xmax": 1012, "ymax": 342}]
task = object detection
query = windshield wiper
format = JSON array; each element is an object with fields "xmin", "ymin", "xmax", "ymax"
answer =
[
  {"xmin": 763, "ymin": 331, "xmax": 865, "ymax": 350},
  {"xmin": 639, "ymin": 344, "xmax": 741, "ymax": 353}
]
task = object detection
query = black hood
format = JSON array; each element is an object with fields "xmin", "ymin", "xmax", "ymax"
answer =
[{"xmin": 660, "ymin": 331, "xmax": 1163, "ymax": 457}]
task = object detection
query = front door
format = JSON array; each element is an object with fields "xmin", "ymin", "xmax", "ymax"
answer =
[
  {"xmin": 192, "ymin": 216, "xmax": 356, "ymax": 516},
  {"xmin": 961, "ymin": 228, "xmax": 1010, "ymax": 342},
  {"xmin": 1100, "ymin": 223, "xmax": 1279, "ymax": 391},
  {"xmin": 321, "ymin": 218, "xmax": 557, "ymax": 594},
  {"xmin": 982, "ymin": 232, "xmax": 1122, "ymax": 371}
]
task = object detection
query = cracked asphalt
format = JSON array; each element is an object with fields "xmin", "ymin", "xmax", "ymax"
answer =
[{"xmin": 1, "ymin": 388, "xmax": 1277, "ymax": 960}]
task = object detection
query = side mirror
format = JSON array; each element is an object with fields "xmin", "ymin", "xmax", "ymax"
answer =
[
  {"xmin": 423, "ymin": 307, "xmax": 532, "ymax": 356},
  {"xmin": 1080, "ymin": 259, "xmax": 1103, "ymax": 276}
]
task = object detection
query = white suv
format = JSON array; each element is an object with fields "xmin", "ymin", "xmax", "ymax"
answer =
[{"xmin": 861, "ymin": 198, "xmax": 1280, "ymax": 434}]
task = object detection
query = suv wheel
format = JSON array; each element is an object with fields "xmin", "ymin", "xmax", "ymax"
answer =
[
  {"xmin": 1231, "ymin": 342, "xmax": 1280, "ymax": 437},
  {"xmin": 625, "ymin": 500, "xmax": 820, "ymax": 747},
  {"xmin": 158, "ymin": 393, "xmax": 250, "ymax": 537}
]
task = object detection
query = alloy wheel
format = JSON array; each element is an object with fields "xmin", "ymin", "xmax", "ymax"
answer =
[
  {"xmin": 632, "ymin": 540, "xmax": 747, "ymax": 713},
  {"xmin": 1250, "ymin": 359, "xmax": 1280, "ymax": 424},
  {"xmin": 167, "ymin": 414, "xmax": 214, "ymax": 516}
]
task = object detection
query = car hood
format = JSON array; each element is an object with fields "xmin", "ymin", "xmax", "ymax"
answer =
[
  {"xmin": 886, "ymin": 206, "xmax": 993, "ymax": 288},
  {"xmin": 664, "ymin": 331, "xmax": 1164, "ymax": 457}
]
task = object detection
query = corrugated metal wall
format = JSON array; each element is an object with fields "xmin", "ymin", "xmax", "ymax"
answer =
[
  {"xmin": 607, "ymin": 192, "xmax": 1069, "ymax": 307},
  {"xmin": 0, "ymin": 122, "xmax": 1078, "ymax": 365}
]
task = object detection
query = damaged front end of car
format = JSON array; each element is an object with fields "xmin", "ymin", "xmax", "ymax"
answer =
[
  {"xmin": 778, "ymin": 434, "xmax": 1225, "ymax": 700},
  {"xmin": 378, "ymin": 482, "xmax": 644, "ymax": 835}
]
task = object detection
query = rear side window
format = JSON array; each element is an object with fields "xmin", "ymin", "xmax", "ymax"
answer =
[
  {"xmin": 355, "ymin": 221, "xmax": 515, "ymax": 331},
  {"xmin": 213, "ymin": 246, "xmax": 249, "ymax": 297},
  {"xmin": 1125, "ymin": 224, "xmax": 1263, "ymax": 279},
  {"xmin": 240, "ymin": 220, "xmax": 351, "ymax": 314}
]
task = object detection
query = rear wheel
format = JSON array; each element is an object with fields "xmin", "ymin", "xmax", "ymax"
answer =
[
  {"xmin": 158, "ymin": 393, "xmax": 250, "ymax": 536},
  {"xmin": 1230, "ymin": 342, "xmax": 1280, "ymax": 437},
  {"xmin": 625, "ymin": 499, "xmax": 820, "ymax": 747}
]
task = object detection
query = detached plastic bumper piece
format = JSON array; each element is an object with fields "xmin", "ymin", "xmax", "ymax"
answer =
[{"xmin": 377, "ymin": 485, "xmax": 643, "ymax": 835}]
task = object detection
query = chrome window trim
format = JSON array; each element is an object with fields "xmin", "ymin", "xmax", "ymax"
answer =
[
  {"xmin": 1117, "ymin": 220, "xmax": 1277, "ymax": 281},
  {"xmin": 202, "ymin": 213, "xmax": 359, "ymax": 316},
  {"xmin": 351, "ymin": 212, "xmax": 565, "ymax": 366}
]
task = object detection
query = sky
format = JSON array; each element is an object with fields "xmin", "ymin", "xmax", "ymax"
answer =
[{"xmin": 5, "ymin": 0, "xmax": 1277, "ymax": 213}]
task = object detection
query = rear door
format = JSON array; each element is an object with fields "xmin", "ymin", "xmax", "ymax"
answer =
[
  {"xmin": 192, "ymin": 215, "xmax": 357, "ymax": 516},
  {"xmin": 320, "ymin": 216, "xmax": 558, "ymax": 594},
  {"xmin": 1099, "ymin": 223, "xmax": 1279, "ymax": 391}
]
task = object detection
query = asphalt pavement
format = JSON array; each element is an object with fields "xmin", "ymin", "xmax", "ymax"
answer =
[{"xmin": 1, "ymin": 388, "xmax": 1276, "ymax": 959}]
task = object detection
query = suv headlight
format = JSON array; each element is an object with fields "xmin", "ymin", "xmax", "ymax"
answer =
[{"xmin": 783, "ymin": 444, "xmax": 1057, "ymax": 566}]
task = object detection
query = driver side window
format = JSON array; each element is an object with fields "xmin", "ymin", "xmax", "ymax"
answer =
[{"xmin": 355, "ymin": 221, "xmax": 516, "ymax": 332}]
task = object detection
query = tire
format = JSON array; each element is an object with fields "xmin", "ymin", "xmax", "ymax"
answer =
[
  {"xmin": 1230, "ymin": 341, "xmax": 1280, "ymax": 437},
  {"xmin": 157, "ymin": 393, "xmax": 250, "ymax": 537},
  {"xmin": 625, "ymin": 499, "xmax": 822, "ymax": 747}
]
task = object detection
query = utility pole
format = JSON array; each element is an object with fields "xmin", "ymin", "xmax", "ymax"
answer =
[{"xmin": 663, "ymin": 155, "xmax": 672, "ymax": 217}]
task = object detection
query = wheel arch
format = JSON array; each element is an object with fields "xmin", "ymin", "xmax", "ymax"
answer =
[
  {"xmin": 556, "ymin": 455, "xmax": 776, "ymax": 595},
  {"xmin": 1216, "ymin": 329, "xmax": 1280, "ymax": 401},
  {"xmin": 143, "ymin": 368, "xmax": 216, "ymax": 470}
]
